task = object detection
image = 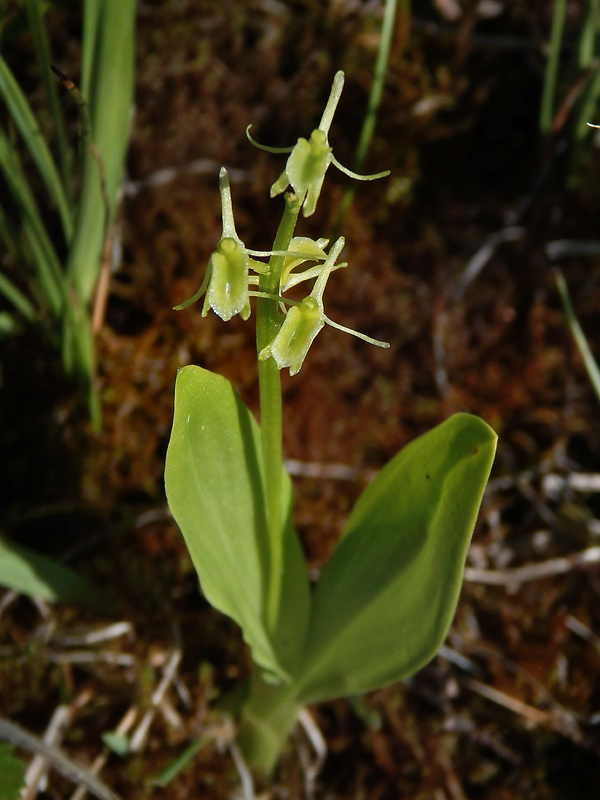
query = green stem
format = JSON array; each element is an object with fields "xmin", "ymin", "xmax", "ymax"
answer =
[
  {"xmin": 237, "ymin": 665, "xmax": 302, "ymax": 774},
  {"xmin": 256, "ymin": 193, "xmax": 301, "ymax": 633}
]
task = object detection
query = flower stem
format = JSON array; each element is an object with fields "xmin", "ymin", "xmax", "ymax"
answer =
[
  {"xmin": 237, "ymin": 664, "xmax": 302, "ymax": 775},
  {"xmin": 256, "ymin": 192, "xmax": 301, "ymax": 632}
]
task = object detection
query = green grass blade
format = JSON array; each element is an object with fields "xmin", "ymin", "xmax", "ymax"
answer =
[
  {"xmin": 555, "ymin": 269, "xmax": 600, "ymax": 404},
  {"xmin": 578, "ymin": 0, "xmax": 600, "ymax": 69},
  {"xmin": 148, "ymin": 738, "xmax": 209, "ymax": 787},
  {"xmin": 60, "ymin": 298, "xmax": 100, "ymax": 428},
  {"xmin": 24, "ymin": 0, "xmax": 73, "ymax": 199},
  {"xmin": 0, "ymin": 129, "xmax": 88, "ymax": 389},
  {"xmin": 0, "ymin": 198, "xmax": 22, "ymax": 263},
  {"xmin": 51, "ymin": 64, "xmax": 101, "ymax": 306},
  {"xmin": 353, "ymin": 0, "xmax": 402, "ymax": 174},
  {"xmin": 540, "ymin": 0, "xmax": 567, "ymax": 137},
  {"xmin": 81, "ymin": 0, "xmax": 104, "ymax": 103},
  {"xmin": 0, "ymin": 54, "xmax": 73, "ymax": 242},
  {"xmin": 0, "ymin": 270, "xmax": 38, "ymax": 323},
  {"xmin": 574, "ymin": 66, "xmax": 600, "ymax": 142},
  {"xmin": 335, "ymin": 0, "xmax": 406, "ymax": 224},
  {"xmin": 0, "ymin": 129, "xmax": 65, "ymax": 317},
  {"xmin": 66, "ymin": 0, "xmax": 135, "ymax": 304}
]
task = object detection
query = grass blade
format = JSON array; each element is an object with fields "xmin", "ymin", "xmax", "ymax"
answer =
[
  {"xmin": 0, "ymin": 270, "xmax": 38, "ymax": 323},
  {"xmin": 555, "ymin": 268, "xmax": 600, "ymax": 404},
  {"xmin": 540, "ymin": 0, "xmax": 567, "ymax": 137},
  {"xmin": 335, "ymin": 0, "xmax": 406, "ymax": 225},
  {"xmin": 0, "ymin": 54, "xmax": 73, "ymax": 242},
  {"xmin": 66, "ymin": 0, "xmax": 136, "ymax": 304},
  {"xmin": 0, "ymin": 129, "xmax": 65, "ymax": 318},
  {"xmin": 24, "ymin": 0, "xmax": 73, "ymax": 199},
  {"xmin": 148, "ymin": 738, "xmax": 209, "ymax": 787}
]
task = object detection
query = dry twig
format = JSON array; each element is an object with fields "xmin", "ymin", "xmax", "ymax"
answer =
[
  {"xmin": 464, "ymin": 546, "xmax": 600, "ymax": 586},
  {"xmin": 0, "ymin": 717, "xmax": 122, "ymax": 800}
]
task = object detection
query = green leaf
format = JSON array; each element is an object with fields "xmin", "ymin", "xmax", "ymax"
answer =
[
  {"xmin": 297, "ymin": 413, "xmax": 497, "ymax": 703},
  {"xmin": 148, "ymin": 737, "xmax": 209, "ymax": 787},
  {"xmin": 101, "ymin": 732, "xmax": 130, "ymax": 757},
  {"xmin": 165, "ymin": 365, "xmax": 310, "ymax": 683},
  {"xmin": 0, "ymin": 535, "xmax": 93, "ymax": 603},
  {"xmin": 0, "ymin": 743, "xmax": 26, "ymax": 800}
]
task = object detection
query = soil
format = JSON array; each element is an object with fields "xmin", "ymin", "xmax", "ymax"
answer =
[{"xmin": 2, "ymin": 1, "xmax": 600, "ymax": 799}]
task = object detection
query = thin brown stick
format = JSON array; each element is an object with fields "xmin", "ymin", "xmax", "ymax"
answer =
[
  {"xmin": 461, "ymin": 678, "xmax": 550, "ymax": 724},
  {"xmin": 0, "ymin": 717, "xmax": 122, "ymax": 800},
  {"xmin": 69, "ymin": 706, "xmax": 137, "ymax": 800},
  {"xmin": 464, "ymin": 546, "xmax": 600, "ymax": 586},
  {"xmin": 22, "ymin": 705, "xmax": 71, "ymax": 800},
  {"xmin": 129, "ymin": 647, "xmax": 182, "ymax": 752}
]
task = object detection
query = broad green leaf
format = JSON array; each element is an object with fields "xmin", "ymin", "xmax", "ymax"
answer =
[
  {"xmin": 165, "ymin": 365, "xmax": 310, "ymax": 683},
  {"xmin": 0, "ymin": 535, "xmax": 92, "ymax": 603},
  {"xmin": 297, "ymin": 413, "xmax": 497, "ymax": 703},
  {"xmin": 0, "ymin": 743, "xmax": 26, "ymax": 800}
]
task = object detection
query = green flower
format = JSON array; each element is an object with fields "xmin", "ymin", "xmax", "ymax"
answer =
[
  {"xmin": 248, "ymin": 71, "xmax": 389, "ymax": 217},
  {"xmin": 259, "ymin": 237, "xmax": 389, "ymax": 375},
  {"xmin": 174, "ymin": 170, "xmax": 325, "ymax": 321},
  {"xmin": 174, "ymin": 168, "xmax": 255, "ymax": 320}
]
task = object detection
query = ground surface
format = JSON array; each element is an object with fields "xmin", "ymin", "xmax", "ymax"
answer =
[{"xmin": 2, "ymin": 1, "xmax": 600, "ymax": 798}]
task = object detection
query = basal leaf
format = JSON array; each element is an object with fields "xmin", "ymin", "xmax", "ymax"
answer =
[
  {"xmin": 165, "ymin": 365, "xmax": 309, "ymax": 682},
  {"xmin": 0, "ymin": 535, "xmax": 93, "ymax": 603},
  {"xmin": 297, "ymin": 413, "xmax": 497, "ymax": 703}
]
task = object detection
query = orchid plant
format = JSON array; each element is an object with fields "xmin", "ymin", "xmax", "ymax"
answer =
[{"xmin": 165, "ymin": 71, "xmax": 497, "ymax": 774}]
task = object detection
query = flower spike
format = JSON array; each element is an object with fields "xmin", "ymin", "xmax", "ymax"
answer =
[
  {"xmin": 259, "ymin": 237, "xmax": 390, "ymax": 376},
  {"xmin": 248, "ymin": 71, "xmax": 390, "ymax": 217}
]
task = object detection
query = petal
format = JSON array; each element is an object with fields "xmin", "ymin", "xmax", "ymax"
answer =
[
  {"xmin": 270, "ymin": 168, "xmax": 291, "ymax": 198},
  {"xmin": 280, "ymin": 237, "xmax": 328, "ymax": 289}
]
